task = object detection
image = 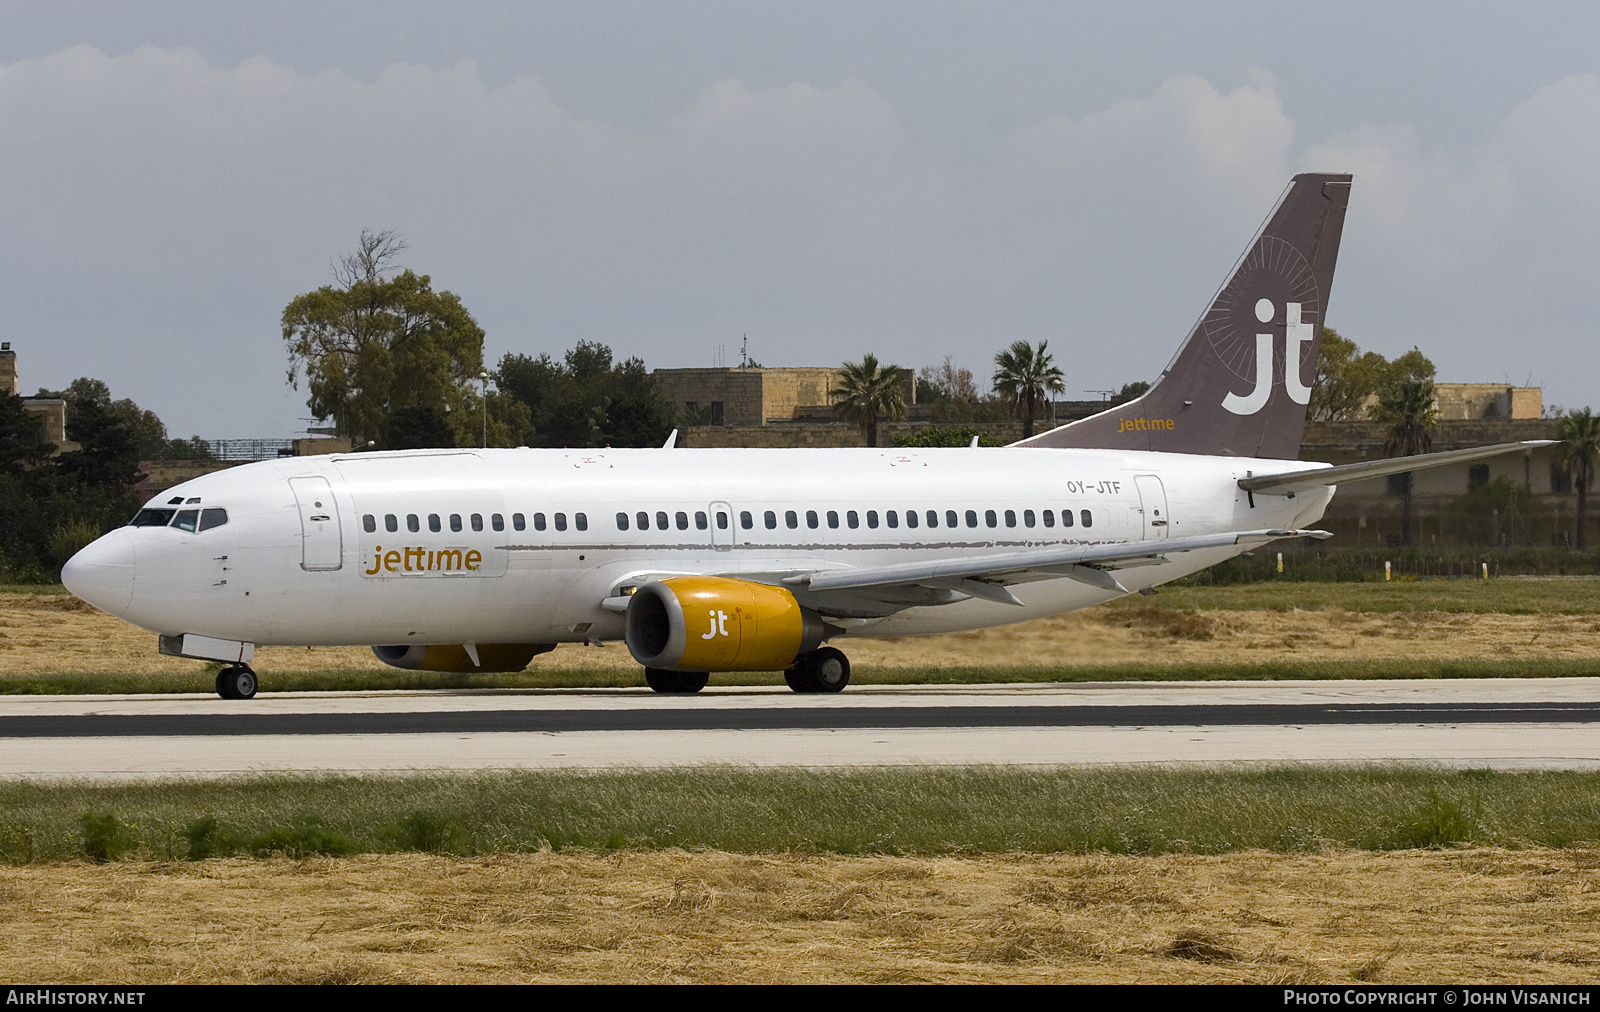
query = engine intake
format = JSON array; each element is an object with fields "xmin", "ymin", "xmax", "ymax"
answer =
[
  {"xmin": 625, "ymin": 577, "xmax": 831, "ymax": 672},
  {"xmin": 371, "ymin": 642, "xmax": 554, "ymax": 673}
]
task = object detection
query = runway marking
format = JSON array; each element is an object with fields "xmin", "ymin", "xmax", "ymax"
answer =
[{"xmin": 4, "ymin": 702, "xmax": 1598, "ymax": 738}]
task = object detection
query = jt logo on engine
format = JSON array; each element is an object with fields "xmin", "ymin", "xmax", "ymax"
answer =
[
  {"xmin": 1222, "ymin": 299, "xmax": 1314, "ymax": 416},
  {"xmin": 701, "ymin": 610, "xmax": 731, "ymax": 639}
]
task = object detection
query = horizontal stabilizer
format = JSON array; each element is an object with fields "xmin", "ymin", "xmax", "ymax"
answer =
[{"xmin": 1239, "ymin": 441, "xmax": 1553, "ymax": 495}]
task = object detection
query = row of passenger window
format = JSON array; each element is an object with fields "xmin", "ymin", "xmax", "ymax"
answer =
[
  {"xmin": 360, "ymin": 506, "xmax": 1094, "ymax": 538},
  {"xmin": 361, "ymin": 512, "xmax": 588, "ymax": 534},
  {"xmin": 129, "ymin": 507, "xmax": 229, "ymax": 533},
  {"xmin": 614, "ymin": 507, "xmax": 1093, "ymax": 532},
  {"xmin": 741, "ymin": 507, "xmax": 1093, "ymax": 531}
]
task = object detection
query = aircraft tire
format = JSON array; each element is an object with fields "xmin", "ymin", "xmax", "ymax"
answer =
[
  {"xmin": 810, "ymin": 648, "xmax": 850, "ymax": 693},
  {"xmin": 785, "ymin": 648, "xmax": 849, "ymax": 694},
  {"xmin": 645, "ymin": 668, "xmax": 708, "ymax": 694},
  {"xmin": 217, "ymin": 665, "xmax": 257, "ymax": 700}
]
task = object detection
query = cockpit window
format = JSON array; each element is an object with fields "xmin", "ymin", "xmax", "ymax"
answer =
[
  {"xmin": 198, "ymin": 508, "xmax": 229, "ymax": 532},
  {"xmin": 130, "ymin": 508, "xmax": 176, "ymax": 527},
  {"xmin": 171, "ymin": 509, "xmax": 199, "ymax": 533}
]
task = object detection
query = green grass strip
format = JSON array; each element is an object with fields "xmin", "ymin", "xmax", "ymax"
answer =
[
  {"xmin": 4, "ymin": 767, "xmax": 1599, "ymax": 863},
  {"xmin": 1108, "ymin": 578, "xmax": 1600, "ymax": 614}
]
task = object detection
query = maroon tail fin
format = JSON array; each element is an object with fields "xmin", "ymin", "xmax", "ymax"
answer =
[{"xmin": 1017, "ymin": 173, "xmax": 1352, "ymax": 458}]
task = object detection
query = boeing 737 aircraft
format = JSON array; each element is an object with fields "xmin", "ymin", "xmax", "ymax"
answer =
[{"xmin": 62, "ymin": 173, "xmax": 1546, "ymax": 699}]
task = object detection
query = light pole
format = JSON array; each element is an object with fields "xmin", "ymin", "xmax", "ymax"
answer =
[{"xmin": 479, "ymin": 370, "xmax": 490, "ymax": 448}]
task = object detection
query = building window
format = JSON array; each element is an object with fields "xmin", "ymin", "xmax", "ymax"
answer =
[
  {"xmin": 1468, "ymin": 464, "xmax": 1490, "ymax": 491},
  {"xmin": 710, "ymin": 401, "xmax": 725, "ymax": 426},
  {"xmin": 1387, "ymin": 473, "xmax": 1413, "ymax": 497},
  {"xmin": 1551, "ymin": 467, "xmax": 1573, "ymax": 494}
]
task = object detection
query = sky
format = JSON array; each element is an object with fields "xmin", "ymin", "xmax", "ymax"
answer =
[{"xmin": 3, "ymin": 2, "xmax": 1598, "ymax": 438}]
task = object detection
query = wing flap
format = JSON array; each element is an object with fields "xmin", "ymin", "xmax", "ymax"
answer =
[{"xmin": 794, "ymin": 528, "xmax": 1329, "ymax": 596}]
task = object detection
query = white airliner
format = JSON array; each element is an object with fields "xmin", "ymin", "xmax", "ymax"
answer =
[{"xmin": 62, "ymin": 174, "xmax": 1545, "ymax": 699}]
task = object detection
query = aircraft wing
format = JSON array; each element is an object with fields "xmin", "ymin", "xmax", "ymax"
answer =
[
  {"xmin": 1240, "ymin": 440, "xmax": 1553, "ymax": 495},
  {"xmin": 781, "ymin": 528, "xmax": 1329, "ymax": 606}
]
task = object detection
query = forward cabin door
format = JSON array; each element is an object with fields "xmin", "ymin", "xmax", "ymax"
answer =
[
  {"xmin": 289, "ymin": 476, "xmax": 344, "ymax": 571},
  {"xmin": 709, "ymin": 501, "xmax": 736, "ymax": 551},
  {"xmin": 1134, "ymin": 475, "xmax": 1170, "ymax": 541}
]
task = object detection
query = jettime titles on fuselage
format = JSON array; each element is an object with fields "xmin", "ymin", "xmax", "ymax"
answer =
[{"xmin": 364, "ymin": 545, "xmax": 483, "ymax": 577}]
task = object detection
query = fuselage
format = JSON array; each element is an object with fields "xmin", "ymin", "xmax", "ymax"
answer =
[{"xmin": 63, "ymin": 445, "xmax": 1333, "ymax": 649}]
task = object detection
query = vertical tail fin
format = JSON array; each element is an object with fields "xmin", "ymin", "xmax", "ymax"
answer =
[{"xmin": 1017, "ymin": 172, "xmax": 1352, "ymax": 458}]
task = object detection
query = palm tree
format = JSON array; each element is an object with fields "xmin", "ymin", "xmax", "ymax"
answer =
[
  {"xmin": 832, "ymin": 354, "xmax": 908, "ymax": 448},
  {"xmin": 1556, "ymin": 408, "xmax": 1600, "ymax": 550},
  {"xmin": 1371, "ymin": 378, "xmax": 1437, "ymax": 545},
  {"xmin": 992, "ymin": 340, "xmax": 1066, "ymax": 439}
]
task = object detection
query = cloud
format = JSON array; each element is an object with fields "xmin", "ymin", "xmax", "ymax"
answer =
[{"xmin": 3, "ymin": 47, "xmax": 1599, "ymax": 431}]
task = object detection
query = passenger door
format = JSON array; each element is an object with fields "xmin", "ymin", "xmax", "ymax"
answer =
[
  {"xmin": 1134, "ymin": 474, "xmax": 1170, "ymax": 541},
  {"xmin": 289, "ymin": 476, "xmax": 344, "ymax": 571}
]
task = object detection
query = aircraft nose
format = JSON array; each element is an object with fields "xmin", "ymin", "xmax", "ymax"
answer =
[{"xmin": 61, "ymin": 529, "xmax": 136, "ymax": 616}]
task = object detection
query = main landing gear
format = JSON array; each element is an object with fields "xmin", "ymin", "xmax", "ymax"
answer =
[
  {"xmin": 216, "ymin": 664, "xmax": 258, "ymax": 700},
  {"xmin": 645, "ymin": 668, "xmax": 709, "ymax": 694},
  {"xmin": 785, "ymin": 647, "xmax": 850, "ymax": 693}
]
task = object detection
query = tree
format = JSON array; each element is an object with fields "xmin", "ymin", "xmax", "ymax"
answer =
[
  {"xmin": 36, "ymin": 377, "xmax": 211, "ymax": 460},
  {"xmin": 1308, "ymin": 330, "xmax": 1435, "ymax": 423},
  {"xmin": 495, "ymin": 341, "xmax": 673, "ymax": 448},
  {"xmin": 832, "ymin": 354, "xmax": 908, "ymax": 448},
  {"xmin": 1372, "ymin": 377, "xmax": 1438, "ymax": 545},
  {"xmin": 992, "ymin": 340, "xmax": 1066, "ymax": 439},
  {"xmin": 282, "ymin": 230, "xmax": 488, "ymax": 449},
  {"xmin": 1555, "ymin": 408, "xmax": 1600, "ymax": 550}
]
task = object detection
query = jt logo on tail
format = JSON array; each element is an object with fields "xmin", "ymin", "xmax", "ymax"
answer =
[
  {"xmin": 1014, "ymin": 173, "xmax": 1351, "ymax": 459},
  {"xmin": 1221, "ymin": 300, "xmax": 1315, "ymax": 416}
]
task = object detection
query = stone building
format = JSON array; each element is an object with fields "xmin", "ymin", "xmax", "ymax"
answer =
[
  {"xmin": 1, "ymin": 342, "xmax": 76, "ymax": 453},
  {"xmin": 651, "ymin": 366, "xmax": 842, "ymax": 427}
]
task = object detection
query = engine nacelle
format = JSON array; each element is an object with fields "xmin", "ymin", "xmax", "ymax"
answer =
[
  {"xmin": 371, "ymin": 643, "xmax": 554, "ymax": 673},
  {"xmin": 625, "ymin": 577, "xmax": 830, "ymax": 672}
]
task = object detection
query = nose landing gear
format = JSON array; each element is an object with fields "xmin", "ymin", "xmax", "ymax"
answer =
[
  {"xmin": 216, "ymin": 665, "xmax": 258, "ymax": 700},
  {"xmin": 784, "ymin": 647, "xmax": 850, "ymax": 693}
]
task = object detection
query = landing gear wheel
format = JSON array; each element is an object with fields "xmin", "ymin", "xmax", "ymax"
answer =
[
  {"xmin": 784, "ymin": 647, "xmax": 850, "ymax": 693},
  {"xmin": 216, "ymin": 665, "xmax": 258, "ymax": 700},
  {"xmin": 645, "ymin": 668, "xmax": 709, "ymax": 694}
]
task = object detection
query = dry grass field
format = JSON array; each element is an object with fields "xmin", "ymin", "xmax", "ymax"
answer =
[
  {"xmin": 1, "ymin": 849, "xmax": 1597, "ymax": 984},
  {"xmin": 7, "ymin": 582, "xmax": 1600, "ymax": 681}
]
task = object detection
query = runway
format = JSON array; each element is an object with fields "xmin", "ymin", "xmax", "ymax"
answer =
[{"xmin": 4, "ymin": 677, "xmax": 1600, "ymax": 777}]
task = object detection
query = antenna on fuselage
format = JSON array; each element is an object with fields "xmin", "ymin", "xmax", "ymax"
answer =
[{"xmin": 662, "ymin": 429, "xmax": 679, "ymax": 449}]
